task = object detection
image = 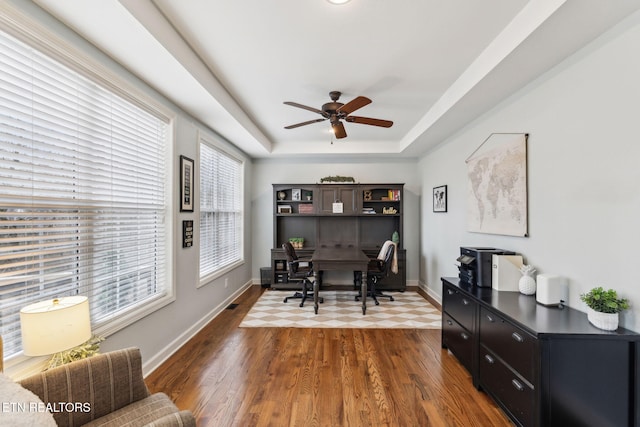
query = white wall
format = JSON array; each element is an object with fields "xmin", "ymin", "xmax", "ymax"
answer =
[
  {"xmin": 6, "ymin": 0, "xmax": 254, "ymax": 375},
  {"xmin": 419, "ymin": 11, "xmax": 640, "ymax": 331},
  {"xmin": 251, "ymin": 158, "xmax": 421, "ymax": 284}
]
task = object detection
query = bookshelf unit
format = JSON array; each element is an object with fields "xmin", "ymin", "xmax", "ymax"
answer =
[{"xmin": 271, "ymin": 183, "xmax": 406, "ymax": 290}]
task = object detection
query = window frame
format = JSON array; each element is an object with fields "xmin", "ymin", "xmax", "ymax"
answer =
[
  {"xmin": 0, "ymin": 3, "xmax": 176, "ymax": 373},
  {"xmin": 197, "ymin": 131, "xmax": 245, "ymax": 287}
]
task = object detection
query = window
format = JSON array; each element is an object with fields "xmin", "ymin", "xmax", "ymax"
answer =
[
  {"xmin": 0, "ymin": 27, "xmax": 171, "ymax": 359},
  {"xmin": 199, "ymin": 139, "xmax": 243, "ymax": 282}
]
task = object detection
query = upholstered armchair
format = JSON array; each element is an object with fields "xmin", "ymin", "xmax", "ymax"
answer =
[{"xmin": 17, "ymin": 347, "xmax": 195, "ymax": 427}]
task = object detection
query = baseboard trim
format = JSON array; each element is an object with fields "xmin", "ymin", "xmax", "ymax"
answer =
[
  {"xmin": 418, "ymin": 281, "xmax": 442, "ymax": 310},
  {"xmin": 142, "ymin": 280, "xmax": 253, "ymax": 377}
]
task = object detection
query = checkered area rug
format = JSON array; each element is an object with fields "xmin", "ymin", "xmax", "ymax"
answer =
[{"xmin": 239, "ymin": 290, "xmax": 441, "ymax": 329}]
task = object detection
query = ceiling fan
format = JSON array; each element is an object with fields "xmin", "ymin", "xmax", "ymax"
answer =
[{"xmin": 283, "ymin": 91, "xmax": 393, "ymax": 139}]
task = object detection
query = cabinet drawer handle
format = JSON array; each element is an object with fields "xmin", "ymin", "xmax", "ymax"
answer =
[
  {"xmin": 511, "ymin": 379, "xmax": 524, "ymax": 392},
  {"xmin": 446, "ymin": 320, "xmax": 453, "ymax": 326},
  {"xmin": 511, "ymin": 332, "xmax": 524, "ymax": 343},
  {"xmin": 461, "ymin": 332, "xmax": 470, "ymax": 341},
  {"xmin": 447, "ymin": 289, "xmax": 454, "ymax": 295},
  {"xmin": 462, "ymin": 298, "xmax": 470, "ymax": 306},
  {"xmin": 486, "ymin": 314, "xmax": 495, "ymax": 323},
  {"xmin": 484, "ymin": 354, "xmax": 495, "ymax": 364}
]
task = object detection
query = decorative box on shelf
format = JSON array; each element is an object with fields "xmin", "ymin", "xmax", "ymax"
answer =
[{"xmin": 298, "ymin": 204, "xmax": 314, "ymax": 214}]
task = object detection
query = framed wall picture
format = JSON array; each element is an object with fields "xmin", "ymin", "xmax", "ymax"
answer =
[
  {"xmin": 182, "ymin": 220, "xmax": 194, "ymax": 248},
  {"xmin": 180, "ymin": 155, "xmax": 194, "ymax": 212},
  {"xmin": 433, "ymin": 185, "xmax": 447, "ymax": 212}
]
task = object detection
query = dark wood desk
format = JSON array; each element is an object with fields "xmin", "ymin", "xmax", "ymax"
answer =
[{"xmin": 311, "ymin": 247, "xmax": 370, "ymax": 315}]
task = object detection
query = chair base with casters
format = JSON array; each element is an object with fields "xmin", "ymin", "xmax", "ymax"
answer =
[
  {"xmin": 283, "ymin": 280, "xmax": 323, "ymax": 307},
  {"xmin": 354, "ymin": 241, "xmax": 397, "ymax": 306},
  {"xmin": 282, "ymin": 242, "xmax": 323, "ymax": 308},
  {"xmin": 354, "ymin": 270, "xmax": 395, "ymax": 305}
]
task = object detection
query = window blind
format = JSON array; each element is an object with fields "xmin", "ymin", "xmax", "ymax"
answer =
[
  {"xmin": 0, "ymin": 29, "xmax": 169, "ymax": 358},
  {"xmin": 199, "ymin": 142, "xmax": 243, "ymax": 279}
]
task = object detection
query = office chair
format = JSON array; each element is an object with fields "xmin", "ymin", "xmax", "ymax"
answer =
[
  {"xmin": 355, "ymin": 241, "xmax": 397, "ymax": 305},
  {"xmin": 282, "ymin": 242, "xmax": 322, "ymax": 307}
]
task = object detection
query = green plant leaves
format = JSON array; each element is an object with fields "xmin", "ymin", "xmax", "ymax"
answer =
[{"xmin": 580, "ymin": 286, "xmax": 629, "ymax": 314}]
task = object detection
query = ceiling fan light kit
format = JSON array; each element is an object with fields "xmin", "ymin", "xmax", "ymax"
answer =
[
  {"xmin": 326, "ymin": 0, "xmax": 351, "ymax": 4},
  {"xmin": 284, "ymin": 91, "xmax": 393, "ymax": 139}
]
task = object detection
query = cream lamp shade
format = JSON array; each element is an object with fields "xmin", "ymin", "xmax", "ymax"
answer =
[{"xmin": 20, "ymin": 296, "xmax": 91, "ymax": 356}]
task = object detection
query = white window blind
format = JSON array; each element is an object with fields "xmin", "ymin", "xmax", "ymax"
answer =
[
  {"xmin": 199, "ymin": 142, "xmax": 243, "ymax": 279},
  {"xmin": 0, "ymin": 29, "xmax": 169, "ymax": 359}
]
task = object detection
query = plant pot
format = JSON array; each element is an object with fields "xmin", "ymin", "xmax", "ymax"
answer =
[{"xmin": 586, "ymin": 307, "xmax": 619, "ymax": 331}]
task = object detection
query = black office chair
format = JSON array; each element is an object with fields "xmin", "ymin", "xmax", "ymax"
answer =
[
  {"xmin": 282, "ymin": 242, "xmax": 322, "ymax": 307},
  {"xmin": 355, "ymin": 242, "xmax": 396, "ymax": 305}
]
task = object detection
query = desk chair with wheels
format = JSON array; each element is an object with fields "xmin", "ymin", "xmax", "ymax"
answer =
[
  {"xmin": 355, "ymin": 241, "xmax": 397, "ymax": 305},
  {"xmin": 282, "ymin": 242, "xmax": 322, "ymax": 307}
]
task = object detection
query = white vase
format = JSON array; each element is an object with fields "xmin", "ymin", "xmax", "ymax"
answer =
[
  {"xmin": 587, "ymin": 307, "xmax": 619, "ymax": 331},
  {"xmin": 519, "ymin": 274, "xmax": 536, "ymax": 295}
]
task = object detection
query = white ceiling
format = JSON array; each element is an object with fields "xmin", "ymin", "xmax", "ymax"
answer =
[{"xmin": 32, "ymin": 0, "xmax": 640, "ymax": 159}]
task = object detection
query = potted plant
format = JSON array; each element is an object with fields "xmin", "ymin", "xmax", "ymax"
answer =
[
  {"xmin": 288, "ymin": 237, "xmax": 304, "ymax": 249},
  {"xmin": 580, "ymin": 286, "xmax": 629, "ymax": 331},
  {"xmin": 319, "ymin": 175, "xmax": 355, "ymax": 184}
]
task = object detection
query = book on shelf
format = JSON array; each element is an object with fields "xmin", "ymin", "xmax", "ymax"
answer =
[
  {"xmin": 387, "ymin": 189, "xmax": 401, "ymax": 201},
  {"xmin": 362, "ymin": 207, "xmax": 376, "ymax": 214}
]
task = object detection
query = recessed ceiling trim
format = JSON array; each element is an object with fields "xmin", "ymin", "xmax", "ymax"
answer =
[
  {"xmin": 399, "ymin": 0, "xmax": 566, "ymax": 152},
  {"xmin": 118, "ymin": 0, "xmax": 272, "ymax": 155}
]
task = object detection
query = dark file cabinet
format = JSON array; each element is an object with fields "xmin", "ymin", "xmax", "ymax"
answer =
[{"xmin": 441, "ymin": 277, "xmax": 640, "ymax": 427}]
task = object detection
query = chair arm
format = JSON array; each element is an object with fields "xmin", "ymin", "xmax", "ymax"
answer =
[
  {"xmin": 144, "ymin": 410, "xmax": 197, "ymax": 427},
  {"xmin": 288, "ymin": 259, "xmax": 312, "ymax": 268},
  {"xmin": 20, "ymin": 347, "xmax": 150, "ymax": 427}
]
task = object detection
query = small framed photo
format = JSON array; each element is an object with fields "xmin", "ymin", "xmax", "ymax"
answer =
[
  {"xmin": 278, "ymin": 205, "xmax": 292, "ymax": 214},
  {"xmin": 433, "ymin": 185, "xmax": 447, "ymax": 212},
  {"xmin": 180, "ymin": 155, "xmax": 194, "ymax": 212},
  {"xmin": 182, "ymin": 220, "xmax": 193, "ymax": 248},
  {"xmin": 291, "ymin": 189, "xmax": 301, "ymax": 201}
]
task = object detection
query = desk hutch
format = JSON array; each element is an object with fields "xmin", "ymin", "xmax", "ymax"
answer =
[{"xmin": 271, "ymin": 183, "xmax": 406, "ymax": 290}]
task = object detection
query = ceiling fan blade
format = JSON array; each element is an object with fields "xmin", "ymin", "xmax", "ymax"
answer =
[
  {"xmin": 284, "ymin": 118, "xmax": 326, "ymax": 129},
  {"xmin": 337, "ymin": 96, "xmax": 371, "ymax": 115},
  {"xmin": 345, "ymin": 115, "xmax": 393, "ymax": 128},
  {"xmin": 332, "ymin": 121, "xmax": 347, "ymax": 139},
  {"xmin": 283, "ymin": 101, "xmax": 326, "ymax": 116}
]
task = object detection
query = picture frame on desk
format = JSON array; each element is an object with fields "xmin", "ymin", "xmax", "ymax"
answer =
[
  {"xmin": 433, "ymin": 185, "xmax": 447, "ymax": 212},
  {"xmin": 291, "ymin": 188, "xmax": 301, "ymax": 201},
  {"xmin": 278, "ymin": 205, "xmax": 292, "ymax": 214}
]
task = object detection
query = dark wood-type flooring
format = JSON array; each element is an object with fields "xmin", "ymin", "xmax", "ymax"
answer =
[{"xmin": 146, "ymin": 286, "xmax": 512, "ymax": 426}]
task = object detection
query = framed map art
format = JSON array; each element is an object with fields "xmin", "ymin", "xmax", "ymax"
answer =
[{"xmin": 465, "ymin": 133, "xmax": 528, "ymax": 237}]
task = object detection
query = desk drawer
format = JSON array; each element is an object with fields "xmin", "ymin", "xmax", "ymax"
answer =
[
  {"xmin": 480, "ymin": 307, "xmax": 536, "ymax": 384},
  {"xmin": 443, "ymin": 313, "xmax": 473, "ymax": 373},
  {"xmin": 443, "ymin": 284, "xmax": 475, "ymax": 332},
  {"xmin": 480, "ymin": 345, "xmax": 534, "ymax": 427}
]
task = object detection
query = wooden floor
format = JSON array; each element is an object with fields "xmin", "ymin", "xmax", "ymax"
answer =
[{"xmin": 146, "ymin": 286, "xmax": 512, "ymax": 426}]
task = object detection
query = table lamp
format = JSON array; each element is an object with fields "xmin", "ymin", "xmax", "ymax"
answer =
[{"xmin": 20, "ymin": 296, "xmax": 91, "ymax": 358}]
